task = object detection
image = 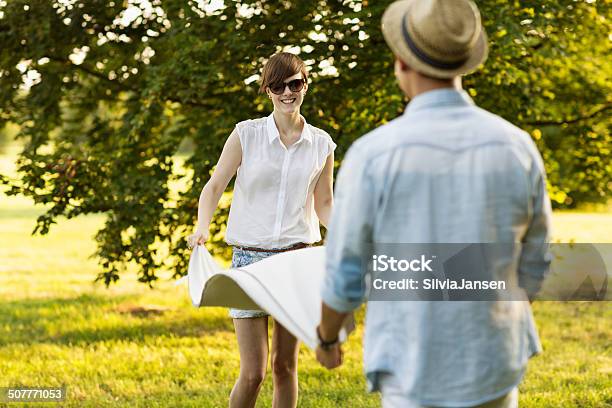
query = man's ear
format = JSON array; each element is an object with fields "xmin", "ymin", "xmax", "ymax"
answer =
[{"xmin": 397, "ymin": 57, "xmax": 410, "ymax": 72}]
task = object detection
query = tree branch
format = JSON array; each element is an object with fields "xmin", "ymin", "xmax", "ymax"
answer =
[
  {"xmin": 47, "ymin": 55, "xmax": 138, "ymax": 93},
  {"xmin": 525, "ymin": 104, "xmax": 611, "ymax": 126},
  {"xmin": 46, "ymin": 56, "xmax": 219, "ymax": 110},
  {"xmin": 165, "ymin": 96, "xmax": 217, "ymax": 110}
]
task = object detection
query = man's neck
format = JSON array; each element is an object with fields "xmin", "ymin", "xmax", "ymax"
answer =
[{"xmin": 410, "ymin": 76, "xmax": 462, "ymax": 99}]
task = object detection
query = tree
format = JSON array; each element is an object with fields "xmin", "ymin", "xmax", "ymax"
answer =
[{"xmin": 1, "ymin": 0, "xmax": 610, "ymax": 285}]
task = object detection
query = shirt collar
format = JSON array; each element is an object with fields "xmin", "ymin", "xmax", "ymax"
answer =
[
  {"xmin": 266, "ymin": 113, "xmax": 313, "ymax": 145},
  {"xmin": 404, "ymin": 88, "xmax": 474, "ymax": 115}
]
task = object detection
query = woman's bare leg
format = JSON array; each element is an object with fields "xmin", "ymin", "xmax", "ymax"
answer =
[
  {"xmin": 271, "ymin": 319, "xmax": 300, "ymax": 408},
  {"xmin": 229, "ymin": 317, "xmax": 269, "ymax": 408}
]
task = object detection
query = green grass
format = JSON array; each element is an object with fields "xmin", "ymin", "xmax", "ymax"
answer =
[{"xmin": 1, "ymin": 143, "xmax": 611, "ymax": 407}]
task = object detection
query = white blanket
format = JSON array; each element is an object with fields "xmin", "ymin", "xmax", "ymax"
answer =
[{"xmin": 185, "ymin": 245, "xmax": 354, "ymax": 350}]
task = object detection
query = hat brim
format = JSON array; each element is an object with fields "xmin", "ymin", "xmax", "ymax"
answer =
[{"xmin": 381, "ymin": 0, "xmax": 488, "ymax": 79}]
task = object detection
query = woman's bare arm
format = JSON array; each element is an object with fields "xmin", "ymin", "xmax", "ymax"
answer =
[
  {"xmin": 188, "ymin": 129, "xmax": 242, "ymax": 246},
  {"xmin": 313, "ymin": 151, "xmax": 335, "ymax": 228}
]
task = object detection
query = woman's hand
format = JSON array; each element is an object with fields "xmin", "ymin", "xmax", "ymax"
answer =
[{"xmin": 187, "ymin": 229, "xmax": 209, "ymax": 249}]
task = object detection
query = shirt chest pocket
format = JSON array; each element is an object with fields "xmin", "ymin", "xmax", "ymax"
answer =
[{"xmin": 240, "ymin": 159, "xmax": 283, "ymax": 194}]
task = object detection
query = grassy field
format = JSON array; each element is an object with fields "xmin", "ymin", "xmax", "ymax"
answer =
[{"xmin": 0, "ymin": 142, "xmax": 611, "ymax": 407}]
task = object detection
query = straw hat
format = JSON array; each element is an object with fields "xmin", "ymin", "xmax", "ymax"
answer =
[{"xmin": 381, "ymin": 0, "xmax": 488, "ymax": 79}]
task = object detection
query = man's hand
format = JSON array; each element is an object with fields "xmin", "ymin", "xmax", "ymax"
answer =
[
  {"xmin": 316, "ymin": 343, "xmax": 343, "ymax": 369},
  {"xmin": 316, "ymin": 302, "xmax": 351, "ymax": 369}
]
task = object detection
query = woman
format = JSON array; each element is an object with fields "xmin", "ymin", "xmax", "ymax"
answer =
[{"xmin": 187, "ymin": 52, "xmax": 336, "ymax": 408}]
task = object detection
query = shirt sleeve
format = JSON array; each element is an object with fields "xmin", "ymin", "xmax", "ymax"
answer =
[
  {"xmin": 234, "ymin": 121, "xmax": 248, "ymax": 152},
  {"xmin": 518, "ymin": 144, "xmax": 553, "ymax": 299},
  {"xmin": 321, "ymin": 144, "xmax": 374, "ymax": 312},
  {"xmin": 327, "ymin": 136, "xmax": 337, "ymax": 157}
]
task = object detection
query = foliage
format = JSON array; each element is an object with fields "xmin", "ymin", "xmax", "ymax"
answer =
[{"xmin": 0, "ymin": 0, "xmax": 610, "ymax": 284}]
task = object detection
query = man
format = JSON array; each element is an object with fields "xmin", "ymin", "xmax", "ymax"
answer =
[{"xmin": 315, "ymin": 0, "xmax": 552, "ymax": 407}]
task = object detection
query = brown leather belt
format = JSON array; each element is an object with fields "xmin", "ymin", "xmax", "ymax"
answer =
[{"xmin": 233, "ymin": 242, "xmax": 312, "ymax": 253}]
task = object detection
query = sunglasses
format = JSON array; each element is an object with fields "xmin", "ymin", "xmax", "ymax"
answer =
[{"xmin": 269, "ymin": 78, "xmax": 307, "ymax": 95}]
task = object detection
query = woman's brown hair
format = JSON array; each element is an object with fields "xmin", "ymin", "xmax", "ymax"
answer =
[{"xmin": 259, "ymin": 52, "xmax": 308, "ymax": 94}]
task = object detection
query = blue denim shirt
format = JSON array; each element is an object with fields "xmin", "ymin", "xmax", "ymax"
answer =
[{"xmin": 322, "ymin": 89, "xmax": 552, "ymax": 406}]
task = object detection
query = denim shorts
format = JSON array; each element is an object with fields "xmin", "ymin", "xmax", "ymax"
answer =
[{"xmin": 228, "ymin": 247, "xmax": 279, "ymax": 319}]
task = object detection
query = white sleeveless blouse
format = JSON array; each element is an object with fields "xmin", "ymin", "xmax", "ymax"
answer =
[{"xmin": 225, "ymin": 114, "xmax": 336, "ymax": 249}]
